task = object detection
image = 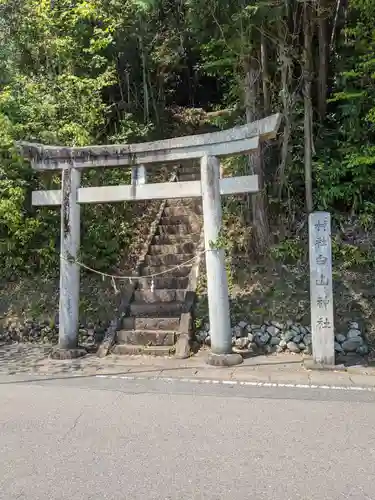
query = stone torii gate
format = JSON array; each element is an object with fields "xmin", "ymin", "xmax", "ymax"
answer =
[{"xmin": 19, "ymin": 113, "xmax": 281, "ymax": 365}]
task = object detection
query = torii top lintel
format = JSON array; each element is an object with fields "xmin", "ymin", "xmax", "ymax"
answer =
[{"xmin": 18, "ymin": 113, "xmax": 281, "ymax": 171}]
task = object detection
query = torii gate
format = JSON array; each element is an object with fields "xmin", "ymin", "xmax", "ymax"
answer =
[{"xmin": 19, "ymin": 113, "xmax": 281, "ymax": 365}]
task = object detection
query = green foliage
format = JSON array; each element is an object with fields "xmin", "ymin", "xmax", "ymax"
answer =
[
  {"xmin": 208, "ymin": 227, "xmax": 233, "ymax": 251},
  {"xmin": 269, "ymin": 239, "xmax": 305, "ymax": 263},
  {"xmin": 332, "ymin": 239, "xmax": 375, "ymax": 269},
  {"xmin": 313, "ymin": 0, "xmax": 375, "ymax": 216},
  {"xmin": 0, "ymin": 0, "xmax": 139, "ymax": 276},
  {"xmin": 1, "ymin": 0, "xmax": 375, "ymax": 279},
  {"xmin": 0, "ymin": 114, "xmax": 44, "ymax": 275}
]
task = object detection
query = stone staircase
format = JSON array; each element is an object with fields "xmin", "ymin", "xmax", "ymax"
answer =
[{"xmin": 113, "ymin": 165, "xmax": 203, "ymax": 355}]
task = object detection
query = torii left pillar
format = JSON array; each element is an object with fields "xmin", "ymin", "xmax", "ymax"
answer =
[{"xmin": 51, "ymin": 165, "xmax": 86, "ymax": 359}]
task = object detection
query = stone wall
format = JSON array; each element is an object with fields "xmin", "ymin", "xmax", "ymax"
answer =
[
  {"xmin": 1, "ymin": 317, "xmax": 370, "ymax": 360},
  {"xmin": 0, "ymin": 319, "xmax": 104, "ymax": 348},
  {"xmin": 196, "ymin": 320, "xmax": 369, "ymax": 357}
]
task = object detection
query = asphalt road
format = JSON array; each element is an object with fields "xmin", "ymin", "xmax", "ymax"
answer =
[{"xmin": 1, "ymin": 376, "xmax": 375, "ymax": 500}]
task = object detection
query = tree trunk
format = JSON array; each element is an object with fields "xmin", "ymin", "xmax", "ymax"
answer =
[
  {"xmin": 317, "ymin": 0, "xmax": 328, "ymax": 120},
  {"xmin": 138, "ymin": 34, "xmax": 149, "ymax": 123},
  {"xmin": 244, "ymin": 55, "xmax": 270, "ymax": 255},
  {"xmin": 278, "ymin": 42, "xmax": 292, "ymax": 197},
  {"xmin": 260, "ymin": 31, "xmax": 271, "ymax": 115},
  {"xmin": 304, "ymin": 2, "xmax": 314, "ymax": 213}
]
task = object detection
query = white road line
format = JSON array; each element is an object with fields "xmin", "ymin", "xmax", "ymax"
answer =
[{"xmin": 94, "ymin": 374, "xmax": 375, "ymax": 392}]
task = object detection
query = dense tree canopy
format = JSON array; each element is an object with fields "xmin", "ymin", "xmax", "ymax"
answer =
[{"xmin": 1, "ymin": 0, "xmax": 374, "ymax": 276}]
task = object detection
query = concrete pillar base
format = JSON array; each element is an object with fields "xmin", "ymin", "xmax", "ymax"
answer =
[
  {"xmin": 206, "ymin": 352, "xmax": 243, "ymax": 367},
  {"xmin": 304, "ymin": 359, "xmax": 344, "ymax": 371},
  {"xmin": 50, "ymin": 347, "xmax": 87, "ymax": 360}
]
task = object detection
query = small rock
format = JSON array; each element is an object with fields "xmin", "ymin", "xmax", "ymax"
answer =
[
  {"xmin": 299, "ymin": 326, "xmax": 308, "ymax": 335},
  {"xmin": 251, "ymin": 325, "xmax": 261, "ymax": 331},
  {"xmin": 346, "ymin": 352, "xmax": 360, "ymax": 358},
  {"xmin": 357, "ymin": 345, "xmax": 369, "ymax": 356},
  {"xmin": 286, "ymin": 320, "xmax": 293, "ymax": 327},
  {"xmin": 246, "ymin": 324, "xmax": 252, "ymax": 333},
  {"xmin": 261, "ymin": 324, "xmax": 268, "ymax": 333},
  {"xmin": 342, "ymin": 337, "xmax": 363, "ymax": 352},
  {"xmin": 283, "ymin": 330, "xmax": 295, "ymax": 342},
  {"xmin": 205, "ymin": 335, "xmax": 211, "ymax": 346},
  {"xmin": 276, "ymin": 345, "xmax": 284, "ymax": 353},
  {"xmin": 279, "ymin": 339, "xmax": 287, "ymax": 348},
  {"xmin": 248, "ymin": 333, "xmax": 254, "ymax": 342},
  {"xmin": 231, "ymin": 336, "xmax": 236, "ymax": 346},
  {"xmin": 298, "ymin": 343, "xmax": 306, "ymax": 350},
  {"xmin": 10, "ymin": 332, "xmax": 20, "ymax": 342},
  {"xmin": 232, "ymin": 325, "xmax": 243, "ymax": 338},
  {"xmin": 335, "ymin": 333, "xmax": 346, "ymax": 343},
  {"xmin": 265, "ymin": 345, "xmax": 277, "ymax": 354},
  {"xmin": 334, "ymin": 342, "xmax": 344, "ymax": 353},
  {"xmin": 293, "ymin": 335, "xmax": 302, "ymax": 344},
  {"xmin": 291, "ymin": 324, "xmax": 300, "ymax": 334},
  {"xmin": 347, "ymin": 329, "xmax": 361, "ymax": 339},
  {"xmin": 349, "ymin": 321, "xmax": 359, "ymax": 330},
  {"xmin": 255, "ymin": 332, "xmax": 270, "ymax": 346},
  {"xmin": 304, "ymin": 334, "xmax": 312, "ymax": 346},
  {"xmin": 238, "ymin": 321, "xmax": 248, "ymax": 329},
  {"xmin": 270, "ymin": 336, "xmax": 281, "ymax": 346},
  {"xmin": 304, "ymin": 345, "xmax": 312, "ymax": 355},
  {"xmin": 235, "ymin": 337, "xmax": 249, "ymax": 349},
  {"xmin": 94, "ymin": 326, "xmax": 105, "ymax": 336},
  {"xmin": 266, "ymin": 325, "xmax": 280, "ymax": 337},
  {"xmin": 272, "ymin": 321, "xmax": 284, "ymax": 330},
  {"xmin": 287, "ymin": 341, "xmax": 301, "ymax": 353},
  {"xmin": 248, "ymin": 342, "xmax": 259, "ymax": 353}
]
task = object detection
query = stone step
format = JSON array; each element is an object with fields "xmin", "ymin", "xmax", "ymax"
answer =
[
  {"xmin": 152, "ymin": 234, "xmax": 200, "ymax": 245},
  {"xmin": 177, "ymin": 165, "xmax": 200, "ymax": 174},
  {"xmin": 158, "ymin": 223, "xmax": 201, "ymax": 235},
  {"xmin": 148, "ymin": 243, "xmax": 196, "ymax": 255},
  {"xmin": 145, "ymin": 253, "xmax": 195, "ymax": 267},
  {"xmin": 177, "ymin": 173, "xmax": 200, "ymax": 181},
  {"xmin": 166, "ymin": 198, "xmax": 202, "ymax": 208},
  {"xmin": 138, "ymin": 276, "xmax": 189, "ymax": 290},
  {"xmin": 112, "ymin": 344, "xmax": 174, "ymax": 356},
  {"xmin": 160, "ymin": 215, "xmax": 200, "ymax": 225},
  {"xmin": 130, "ymin": 301, "xmax": 184, "ymax": 316},
  {"xmin": 122, "ymin": 316, "xmax": 180, "ymax": 331},
  {"xmin": 117, "ymin": 329, "xmax": 176, "ymax": 346},
  {"xmin": 134, "ymin": 289, "xmax": 186, "ymax": 303},
  {"xmin": 141, "ymin": 264, "xmax": 191, "ymax": 278},
  {"xmin": 163, "ymin": 205, "xmax": 203, "ymax": 217}
]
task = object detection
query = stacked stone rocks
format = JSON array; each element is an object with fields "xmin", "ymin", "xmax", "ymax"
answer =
[
  {"xmin": 0, "ymin": 319, "xmax": 104, "ymax": 347},
  {"xmin": 196, "ymin": 320, "xmax": 369, "ymax": 356},
  {"xmin": 334, "ymin": 322, "xmax": 369, "ymax": 356}
]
